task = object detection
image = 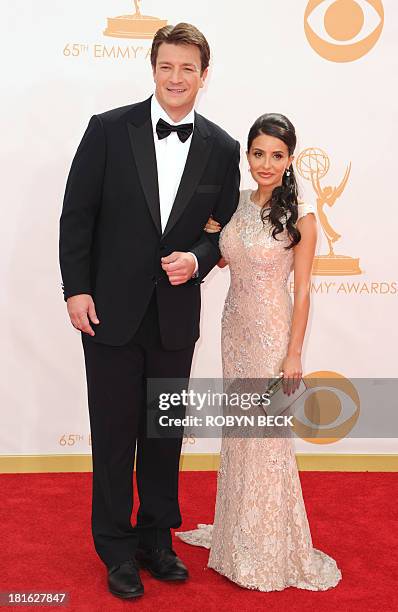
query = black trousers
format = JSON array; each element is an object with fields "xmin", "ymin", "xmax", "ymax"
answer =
[{"xmin": 81, "ymin": 292, "xmax": 195, "ymax": 567}]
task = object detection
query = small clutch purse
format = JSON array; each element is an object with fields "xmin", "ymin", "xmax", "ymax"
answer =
[{"xmin": 264, "ymin": 374, "xmax": 307, "ymax": 417}]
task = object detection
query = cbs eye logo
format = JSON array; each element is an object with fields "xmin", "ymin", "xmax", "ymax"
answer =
[
  {"xmin": 304, "ymin": 0, "xmax": 384, "ymax": 62},
  {"xmin": 292, "ymin": 371, "xmax": 360, "ymax": 444}
]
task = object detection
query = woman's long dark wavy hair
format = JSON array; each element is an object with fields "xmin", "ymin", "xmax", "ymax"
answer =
[{"xmin": 247, "ymin": 113, "xmax": 301, "ymax": 248}]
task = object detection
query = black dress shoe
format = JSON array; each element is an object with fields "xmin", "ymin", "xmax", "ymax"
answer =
[
  {"xmin": 107, "ymin": 559, "xmax": 144, "ymax": 599},
  {"xmin": 135, "ymin": 548, "xmax": 188, "ymax": 581}
]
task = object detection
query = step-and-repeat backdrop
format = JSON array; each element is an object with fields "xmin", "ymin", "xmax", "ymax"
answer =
[{"xmin": 1, "ymin": 0, "xmax": 397, "ymax": 459}]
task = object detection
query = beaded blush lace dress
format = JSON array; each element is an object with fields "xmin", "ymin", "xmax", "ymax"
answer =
[{"xmin": 176, "ymin": 190, "xmax": 342, "ymax": 592}]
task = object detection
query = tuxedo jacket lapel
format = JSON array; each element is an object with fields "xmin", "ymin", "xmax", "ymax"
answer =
[
  {"xmin": 127, "ymin": 101, "xmax": 214, "ymax": 238},
  {"xmin": 127, "ymin": 99, "xmax": 162, "ymax": 235},
  {"xmin": 162, "ymin": 113, "xmax": 213, "ymax": 238}
]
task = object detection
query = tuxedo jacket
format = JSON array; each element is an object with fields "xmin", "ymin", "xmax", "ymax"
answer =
[{"xmin": 59, "ymin": 96, "xmax": 240, "ymax": 349}]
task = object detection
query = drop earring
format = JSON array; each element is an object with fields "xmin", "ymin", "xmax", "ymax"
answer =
[{"xmin": 285, "ymin": 168, "xmax": 291, "ymax": 177}]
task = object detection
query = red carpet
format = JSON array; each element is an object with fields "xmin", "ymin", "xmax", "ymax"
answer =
[{"xmin": 0, "ymin": 471, "xmax": 397, "ymax": 611}]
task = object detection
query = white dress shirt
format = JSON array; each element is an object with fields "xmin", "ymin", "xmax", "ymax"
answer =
[{"xmin": 151, "ymin": 95, "xmax": 198, "ymax": 274}]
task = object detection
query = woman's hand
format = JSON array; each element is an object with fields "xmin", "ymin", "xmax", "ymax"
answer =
[
  {"xmin": 281, "ymin": 354, "xmax": 302, "ymax": 396},
  {"xmin": 204, "ymin": 216, "xmax": 222, "ymax": 233}
]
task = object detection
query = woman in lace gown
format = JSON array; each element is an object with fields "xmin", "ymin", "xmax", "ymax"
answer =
[{"xmin": 176, "ymin": 114, "xmax": 342, "ymax": 592}]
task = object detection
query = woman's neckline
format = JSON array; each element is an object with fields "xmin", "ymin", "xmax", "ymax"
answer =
[{"xmin": 248, "ymin": 189, "xmax": 271, "ymax": 209}]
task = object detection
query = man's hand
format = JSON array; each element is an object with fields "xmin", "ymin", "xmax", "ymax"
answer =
[
  {"xmin": 67, "ymin": 294, "xmax": 100, "ymax": 336},
  {"xmin": 161, "ymin": 252, "xmax": 196, "ymax": 286}
]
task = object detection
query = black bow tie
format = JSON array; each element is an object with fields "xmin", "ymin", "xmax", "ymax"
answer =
[{"xmin": 156, "ymin": 118, "xmax": 193, "ymax": 143}]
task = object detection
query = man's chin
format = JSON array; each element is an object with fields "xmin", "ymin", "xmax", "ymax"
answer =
[
  {"xmin": 164, "ymin": 96, "xmax": 190, "ymax": 108},
  {"xmin": 160, "ymin": 89, "xmax": 192, "ymax": 102}
]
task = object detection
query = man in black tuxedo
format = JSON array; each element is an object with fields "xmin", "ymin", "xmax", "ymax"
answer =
[{"xmin": 59, "ymin": 23, "xmax": 240, "ymax": 599}]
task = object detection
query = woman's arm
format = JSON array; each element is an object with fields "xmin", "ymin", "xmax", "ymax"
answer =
[
  {"xmin": 204, "ymin": 217, "xmax": 228, "ymax": 267},
  {"xmin": 217, "ymin": 257, "xmax": 228, "ymax": 268},
  {"xmin": 282, "ymin": 213, "xmax": 317, "ymax": 393}
]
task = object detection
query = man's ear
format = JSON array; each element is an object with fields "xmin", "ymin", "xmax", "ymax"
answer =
[{"xmin": 200, "ymin": 67, "xmax": 209, "ymax": 87}]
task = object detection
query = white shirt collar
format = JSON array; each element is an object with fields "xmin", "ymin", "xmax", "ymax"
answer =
[{"xmin": 151, "ymin": 94, "xmax": 195, "ymax": 134}]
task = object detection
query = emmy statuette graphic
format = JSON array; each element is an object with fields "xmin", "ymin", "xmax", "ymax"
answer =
[
  {"xmin": 104, "ymin": 1, "xmax": 167, "ymax": 40},
  {"xmin": 296, "ymin": 148, "xmax": 361, "ymax": 275}
]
